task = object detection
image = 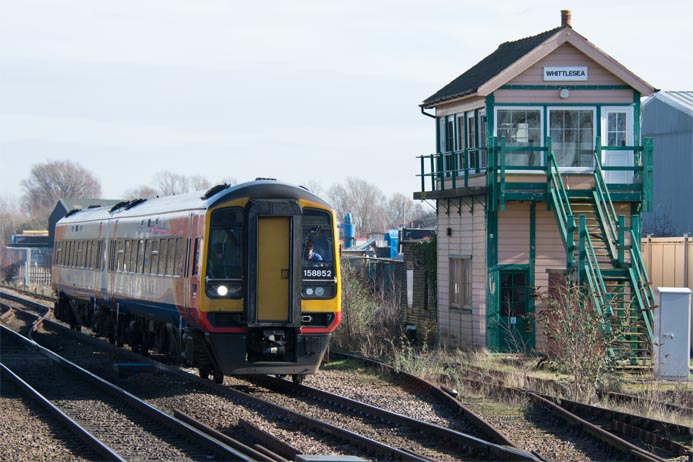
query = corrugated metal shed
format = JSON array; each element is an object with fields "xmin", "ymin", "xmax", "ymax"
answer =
[{"xmin": 642, "ymin": 91, "xmax": 693, "ymax": 236}]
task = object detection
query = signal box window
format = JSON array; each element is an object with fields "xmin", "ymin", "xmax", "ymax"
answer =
[
  {"xmin": 496, "ymin": 108, "xmax": 542, "ymax": 167},
  {"xmin": 450, "ymin": 257, "xmax": 471, "ymax": 309}
]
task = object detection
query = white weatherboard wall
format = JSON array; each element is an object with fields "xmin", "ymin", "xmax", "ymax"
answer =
[{"xmin": 654, "ymin": 288, "xmax": 692, "ymax": 381}]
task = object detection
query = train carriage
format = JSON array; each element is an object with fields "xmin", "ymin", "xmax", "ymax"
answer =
[{"xmin": 52, "ymin": 179, "xmax": 341, "ymax": 383}]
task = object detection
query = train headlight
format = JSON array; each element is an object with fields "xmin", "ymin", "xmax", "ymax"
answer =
[
  {"xmin": 306, "ymin": 288, "xmax": 314, "ymax": 295},
  {"xmin": 315, "ymin": 287, "xmax": 325, "ymax": 296},
  {"xmin": 217, "ymin": 285, "xmax": 229, "ymax": 296}
]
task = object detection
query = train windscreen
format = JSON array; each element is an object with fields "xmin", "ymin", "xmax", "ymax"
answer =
[
  {"xmin": 302, "ymin": 209, "xmax": 336, "ymax": 299},
  {"xmin": 206, "ymin": 207, "xmax": 244, "ymax": 298}
]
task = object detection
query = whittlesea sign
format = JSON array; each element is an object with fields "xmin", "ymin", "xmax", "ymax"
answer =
[{"xmin": 543, "ymin": 66, "xmax": 588, "ymax": 81}]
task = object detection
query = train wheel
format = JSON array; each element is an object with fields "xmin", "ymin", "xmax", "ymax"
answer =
[
  {"xmin": 213, "ymin": 370, "xmax": 224, "ymax": 384},
  {"xmin": 292, "ymin": 374, "xmax": 304, "ymax": 384},
  {"xmin": 199, "ymin": 366, "xmax": 211, "ymax": 380}
]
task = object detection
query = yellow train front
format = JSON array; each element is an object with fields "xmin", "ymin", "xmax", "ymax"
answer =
[
  {"xmin": 193, "ymin": 180, "xmax": 341, "ymax": 382},
  {"xmin": 52, "ymin": 179, "xmax": 341, "ymax": 383}
]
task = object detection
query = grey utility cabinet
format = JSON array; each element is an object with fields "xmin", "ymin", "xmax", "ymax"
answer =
[{"xmin": 653, "ymin": 287, "xmax": 691, "ymax": 381}]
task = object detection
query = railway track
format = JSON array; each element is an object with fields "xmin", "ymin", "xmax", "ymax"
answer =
[
  {"xmin": 0, "ymin": 369, "xmax": 107, "ymax": 461},
  {"xmin": 3, "ymin": 298, "xmax": 533, "ymax": 460},
  {"xmin": 242, "ymin": 374, "xmax": 536, "ymax": 461},
  {"xmin": 330, "ymin": 352, "xmax": 692, "ymax": 462},
  {"xmin": 3, "ymin": 287, "xmax": 691, "ymax": 461},
  {"xmin": 0, "ymin": 324, "xmax": 255, "ymax": 461}
]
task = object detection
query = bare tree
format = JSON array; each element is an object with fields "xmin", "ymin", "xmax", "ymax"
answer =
[
  {"xmin": 188, "ymin": 175, "xmax": 212, "ymax": 192},
  {"xmin": 327, "ymin": 177, "xmax": 386, "ymax": 237},
  {"xmin": 385, "ymin": 193, "xmax": 416, "ymax": 229},
  {"xmin": 20, "ymin": 160, "xmax": 102, "ymax": 224},
  {"xmin": 0, "ymin": 194, "xmax": 25, "ymax": 267},
  {"xmin": 301, "ymin": 180, "xmax": 325, "ymax": 197},
  {"xmin": 123, "ymin": 185, "xmax": 159, "ymax": 200},
  {"xmin": 410, "ymin": 201, "xmax": 437, "ymax": 228},
  {"xmin": 152, "ymin": 171, "xmax": 190, "ymax": 195}
]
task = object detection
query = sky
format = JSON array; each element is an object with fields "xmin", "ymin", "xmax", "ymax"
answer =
[{"xmin": 1, "ymin": 0, "xmax": 692, "ymax": 202}]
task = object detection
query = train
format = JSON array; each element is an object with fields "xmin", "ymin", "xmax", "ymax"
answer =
[{"xmin": 51, "ymin": 179, "xmax": 341, "ymax": 383}]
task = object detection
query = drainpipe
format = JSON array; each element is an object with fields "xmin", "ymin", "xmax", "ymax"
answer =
[
  {"xmin": 420, "ymin": 106, "xmax": 436, "ymax": 119},
  {"xmin": 684, "ymin": 233, "xmax": 689, "ymax": 289}
]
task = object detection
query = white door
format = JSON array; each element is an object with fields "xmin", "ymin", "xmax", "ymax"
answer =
[{"xmin": 601, "ymin": 107, "xmax": 633, "ymax": 183}]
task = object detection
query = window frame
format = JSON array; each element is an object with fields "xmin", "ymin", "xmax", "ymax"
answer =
[
  {"xmin": 547, "ymin": 106, "xmax": 597, "ymax": 171},
  {"xmin": 494, "ymin": 106, "xmax": 544, "ymax": 168},
  {"xmin": 449, "ymin": 256, "xmax": 472, "ymax": 310}
]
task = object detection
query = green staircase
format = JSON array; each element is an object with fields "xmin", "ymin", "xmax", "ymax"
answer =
[{"xmin": 546, "ymin": 139, "xmax": 656, "ymax": 365}]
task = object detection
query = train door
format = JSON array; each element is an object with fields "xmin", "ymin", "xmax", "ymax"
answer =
[
  {"xmin": 247, "ymin": 200, "xmax": 302, "ymax": 328},
  {"xmin": 257, "ymin": 217, "xmax": 290, "ymax": 321}
]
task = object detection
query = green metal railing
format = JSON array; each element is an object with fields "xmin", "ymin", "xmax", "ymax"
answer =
[
  {"xmin": 415, "ymin": 134, "xmax": 656, "ymax": 356},
  {"xmin": 416, "ymin": 147, "xmax": 487, "ymax": 195},
  {"xmin": 590, "ymin": 138, "xmax": 655, "ymax": 342}
]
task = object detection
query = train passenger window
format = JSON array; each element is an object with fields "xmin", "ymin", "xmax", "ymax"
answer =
[
  {"xmin": 124, "ymin": 240, "xmax": 131, "ymax": 272},
  {"xmin": 65, "ymin": 241, "xmax": 71, "ymax": 267},
  {"xmin": 81, "ymin": 241, "xmax": 88, "ymax": 268},
  {"xmin": 192, "ymin": 238, "xmax": 200, "ymax": 276},
  {"xmin": 54, "ymin": 241, "xmax": 61, "ymax": 266},
  {"xmin": 91, "ymin": 240, "xmax": 97, "ymax": 269},
  {"xmin": 135, "ymin": 240, "xmax": 143, "ymax": 273},
  {"xmin": 91, "ymin": 241, "xmax": 96, "ymax": 269},
  {"xmin": 116, "ymin": 239, "xmax": 125, "ymax": 272},
  {"xmin": 150, "ymin": 240, "xmax": 160, "ymax": 274},
  {"xmin": 98, "ymin": 240, "xmax": 105, "ymax": 271},
  {"xmin": 175, "ymin": 238, "xmax": 185, "ymax": 277},
  {"xmin": 85, "ymin": 241, "xmax": 92, "ymax": 269},
  {"xmin": 108, "ymin": 240, "xmax": 116, "ymax": 271},
  {"xmin": 165, "ymin": 238, "xmax": 175, "ymax": 275},
  {"xmin": 159, "ymin": 239, "xmax": 168, "ymax": 275},
  {"xmin": 82, "ymin": 241, "xmax": 89, "ymax": 268}
]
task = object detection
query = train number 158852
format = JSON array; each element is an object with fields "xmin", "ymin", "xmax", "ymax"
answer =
[{"xmin": 303, "ymin": 269, "xmax": 333, "ymax": 278}]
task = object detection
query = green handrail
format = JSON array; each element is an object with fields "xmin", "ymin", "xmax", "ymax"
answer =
[
  {"xmin": 627, "ymin": 227, "xmax": 656, "ymax": 340},
  {"xmin": 591, "ymin": 137, "xmax": 655, "ymax": 346},
  {"xmin": 592, "ymin": 138, "xmax": 619, "ymax": 263}
]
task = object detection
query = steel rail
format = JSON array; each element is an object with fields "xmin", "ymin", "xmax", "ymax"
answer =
[
  {"xmin": 331, "ymin": 350, "xmax": 525, "ymax": 448},
  {"xmin": 174, "ymin": 409, "xmax": 287, "ymax": 462},
  {"xmin": 526, "ymin": 391, "xmax": 670, "ymax": 462},
  {"xmin": 0, "ymin": 363, "xmax": 126, "ymax": 462},
  {"xmin": 0, "ymin": 324, "xmax": 254, "ymax": 462},
  {"xmin": 250, "ymin": 374, "xmax": 539, "ymax": 462},
  {"xmin": 3, "ymin": 304, "xmax": 427, "ymax": 460}
]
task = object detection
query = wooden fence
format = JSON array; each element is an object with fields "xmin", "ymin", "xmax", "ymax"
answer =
[{"xmin": 641, "ymin": 235, "xmax": 692, "ymax": 352}]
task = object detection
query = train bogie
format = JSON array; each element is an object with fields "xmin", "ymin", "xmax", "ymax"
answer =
[{"xmin": 52, "ymin": 179, "xmax": 341, "ymax": 381}]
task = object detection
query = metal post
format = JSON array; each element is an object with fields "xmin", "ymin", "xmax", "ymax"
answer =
[{"xmin": 24, "ymin": 248, "xmax": 32, "ymax": 288}]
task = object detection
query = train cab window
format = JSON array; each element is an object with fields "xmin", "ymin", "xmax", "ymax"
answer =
[
  {"xmin": 205, "ymin": 208, "xmax": 243, "ymax": 299},
  {"xmin": 302, "ymin": 208, "xmax": 336, "ymax": 299}
]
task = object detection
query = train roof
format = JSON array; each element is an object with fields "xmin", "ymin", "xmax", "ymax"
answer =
[{"xmin": 57, "ymin": 179, "xmax": 332, "ymax": 225}]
